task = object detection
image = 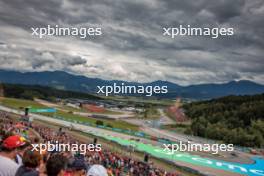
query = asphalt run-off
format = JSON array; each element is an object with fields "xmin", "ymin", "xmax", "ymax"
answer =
[
  {"xmin": 90, "ymin": 131, "xmax": 264, "ymax": 176},
  {"xmin": 0, "ymin": 105, "xmax": 263, "ymax": 176}
]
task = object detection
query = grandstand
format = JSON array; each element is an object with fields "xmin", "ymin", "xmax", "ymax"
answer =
[
  {"xmin": 167, "ymin": 98, "xmax": 188, "ymax": 122},
  {"xmin": 0, "ymin": 111, "xmax": 183, "ymax": 176}
]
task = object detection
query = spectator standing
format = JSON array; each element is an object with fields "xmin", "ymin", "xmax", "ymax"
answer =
[
  {"xmin": 0, "ymin": 135, "xmax": 26, "ymax": 176},
  {"xmin": 46, "ymin": 154, "xmax": 68, "ymax": 176},
  {"xmin": 15, "ymin": 149, "xmax": 41, "ymax": 176}
]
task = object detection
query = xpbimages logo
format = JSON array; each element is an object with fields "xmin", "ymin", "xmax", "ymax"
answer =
[
  {"xmin": 96, "ymin": 82, "xmax": 168, "ymax": 96},
  {"xmin": 162, "ymin": 142, "xmax": 234, "ymax": 155},
  {"xmin": 31, "ymin": 25, "xmax": 102, "ymax": 39},
  {"xmin": 31, "ymin": 141, "xmax": 101, "ymax": 154},
  {"xmin": 163, "ymin": 25, "xmax": 234, "ymax": 39}
]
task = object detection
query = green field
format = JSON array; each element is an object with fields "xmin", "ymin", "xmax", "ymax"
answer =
[
  {"xmin": 60, "ymin": 103, "xmax": 122, "ymax": 115},
  {"xmin": 161, "ymin": 123, "xmax": 190, "ymax": 134},
  {"xmin": 0, "ymin": 98, "xmax": 47, "ymax": 109},
  {"xmin": 0, "ymin": 98, "xmax": 138, "ymax": 131},
  {"xmin": 105, "ymin": 96, "xmax": 175, "ymax": 106},
  {"xmin": 136, "ymin": 107, "xmax": 160, "ymax": 120}
]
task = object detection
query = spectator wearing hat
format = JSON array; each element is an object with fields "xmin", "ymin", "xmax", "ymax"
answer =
[
  {"xmin": 69, "ymin": 157, "xmax": 87, "ymax": 176},
  {"xmin": 15, "ymin": 149, "xmax": 41, "ymax": 176},
  {"xmin": 87, "ymin": 165, "xmax": 108, "ymax": 176},
  {"xmin": 0, "ymin": 135, "xmax": 26, "ymax": 176}
]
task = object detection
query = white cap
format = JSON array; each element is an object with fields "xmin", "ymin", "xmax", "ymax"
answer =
[{"xmin": 87, "ymin": 164, "xmax": 108, "ymax": 176}]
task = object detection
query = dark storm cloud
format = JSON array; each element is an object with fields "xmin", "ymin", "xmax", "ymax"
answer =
[
  {"xmin": 0, "ymin": 0, "xmax": 263, "ymax": 85},
  {"xmin": 0, "ymin": 44, "xmax": 87, "ymax": 71},
  {"xmin": 206, "ymin": 0, "xmax": 245, "ymax": 22}
]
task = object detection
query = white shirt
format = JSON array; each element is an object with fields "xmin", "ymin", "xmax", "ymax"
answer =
[
  {"xmin": 0, "ymin": 155, "xmax": 19, "ymax": 176},
  {"xmin": 16, "ymin": 154, "xmax": 23, "ymax": 166}
]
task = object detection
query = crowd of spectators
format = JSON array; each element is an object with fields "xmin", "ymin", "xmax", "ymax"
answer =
[{"xmin": 0, "ymin": 111, "xmax": 182, "ymax": 176}]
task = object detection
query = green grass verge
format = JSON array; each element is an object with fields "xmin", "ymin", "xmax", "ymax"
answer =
[
  {"xmin": 0, "ymin": 97, "xmax": 138, "ymax": 131},
  {"xmin": 136, "ymin": 107, "xmax": 160, "ymax": 120},
  {"xmin": 161, "ymin": 123, "xmax": 191, "ymax": 133},
  {"xmin": 61, "ymin": 104, "xmax": 122, "ymax": 115},
  {"xmin": 105, "ymin": 96, "xmax": 174, "ymax": 106}
]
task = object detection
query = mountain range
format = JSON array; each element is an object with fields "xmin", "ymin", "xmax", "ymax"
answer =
[{"xmin": 0, "ymin": 69, "xmax": 264, "ymax": 99}]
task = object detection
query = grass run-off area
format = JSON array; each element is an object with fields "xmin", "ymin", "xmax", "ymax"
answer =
[
  {"xmin": 0, "ymin": 97, "xmax": 139, "ymax": 131},
  {"xmin": 57, "ymin": 104, "xmax": 121, "ymax": 115},
  {"xmin": 136, "ymin": 107, "xmax": 160, "ymax": 120},
  {"xmin": 161, "ymin": 123, "xmax": 190, "ymax": 134},
  {"xmin": 106, "ymin": 96, "xmax": 174, "ymax": 106}
]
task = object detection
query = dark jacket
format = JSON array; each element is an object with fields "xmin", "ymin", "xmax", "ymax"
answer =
[{"xmin": 15, "ymin": 166, "xmax": 39, "ymax": 176}]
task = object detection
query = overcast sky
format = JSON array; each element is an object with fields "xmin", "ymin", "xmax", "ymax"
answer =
[{"xmin": 0, "ymin": 0, "xmax": 263, "ymax": 85}]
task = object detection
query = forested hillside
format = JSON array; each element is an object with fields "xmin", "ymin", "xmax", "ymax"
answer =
[
  {"xmin": 0, "ymin": 83, "xmax": 100, "ymax": 101},
  {"xmin": 183, "ymin": 94, "xmax": 264, "ymax": 147},
  {"xmin": 1, "ymin": 70, "xmax": 264, "ymax": 99}
]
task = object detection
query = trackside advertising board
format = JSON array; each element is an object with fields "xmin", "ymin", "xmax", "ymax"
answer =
[{"xmin": 29, "ymin": 108, "xmax": 57, "ymax": 113}]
